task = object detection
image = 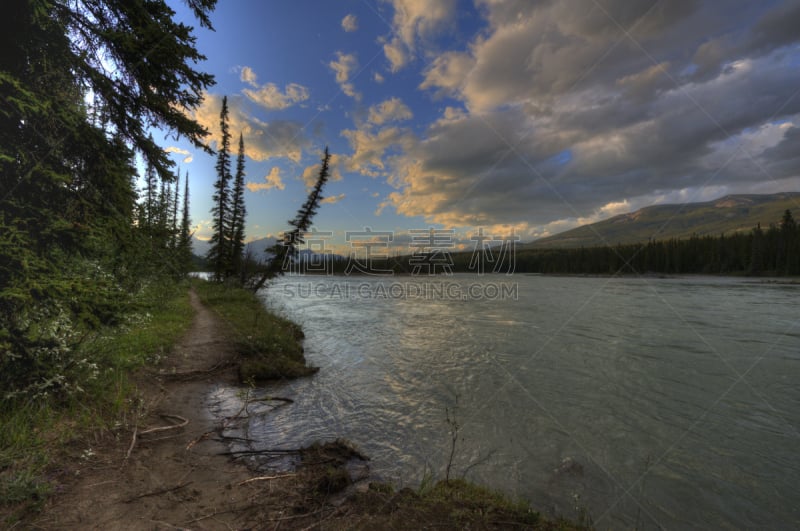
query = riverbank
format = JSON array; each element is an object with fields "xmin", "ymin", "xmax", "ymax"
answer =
[{"xmin": 4, "ymin": 280, "xmax": 586, "ymax": 529}]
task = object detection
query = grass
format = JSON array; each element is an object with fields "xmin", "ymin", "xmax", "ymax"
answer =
[
  {"xmin": 0, "ymin": 279, "xmax": 194, "ymax": 523},
  {"xmin": 336, "ymin": 478, "xmax": 588, "ymax": 530},
  {"xmin": 192, "ymin": 279, "xmax": 318, "ymax": 382}
]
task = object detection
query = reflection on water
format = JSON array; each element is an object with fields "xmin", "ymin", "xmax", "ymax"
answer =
[{"xmin": 218, "ymin": 274, "xmax": 800, "ymax": 529}]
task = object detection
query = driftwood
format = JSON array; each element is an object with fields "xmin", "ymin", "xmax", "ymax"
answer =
[
  {"xmin": 125, "ymin": 414, "xmax": 189, "ymax": 458},
  {"xmin": 140, "ymin": 414, "xmax": 189, "ymax": 435},
  {"xmin": 236, "ymin": 473, "xmax": 296, "ymax": 486}
]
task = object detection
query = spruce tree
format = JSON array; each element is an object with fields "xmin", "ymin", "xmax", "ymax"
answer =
[
  {"xmin": 0, "ymin": 0, "xmax": 217, "ymax": 399},
  {"xmin": 178, "ymin": 172, "xmax": 194, "ymax": 274},
  {"xmin": 171, "ymin": 170, "xmax": 181, "ymax": 249},
  {"xmin": 228, "ymin": 133, "xmax": 247, "ymax": 277},
  {"xmin": 144, "ymin": 161, "xmax": 158, "ymax": 230},
  {"xmin": 207, "ymin": 95, "xmax": 233, "ymax": 280},
  {"xmin": 252, "ymin": 147, "xmax": 331, "ymax": 291}
]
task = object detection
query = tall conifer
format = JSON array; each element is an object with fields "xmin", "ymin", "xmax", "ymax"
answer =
[
  {"xmin": 207, "ymin": 96, "xmax": 232, "ymax": 280},
  {"xmin": 228, "ymin": 133, "xmax": 247, "ymax": 276}
]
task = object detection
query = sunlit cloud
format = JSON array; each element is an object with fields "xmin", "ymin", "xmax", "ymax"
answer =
[
  {"xmin": 240, "ymin": 67, "xmax": 310, "ymax": 111},
  {"xmin": 239, "ymin": 66, "xmax": 258, "ymax": 87},
  {"xmin": 367, "ymin": 97, "xmax": 413, "ymax": 125},
  {"xmin": 165, "ymin": 146, "xmax": 193, "ymax": 163},
  {"xmin": 301, "ymin": 153, "xmax": 343, "ymax": 189},
  {"xmin": 192, "ymin": 92, "xmax": 310, "ymax": 162},
  {"xmin": 381, "ymin": 0, "xmax": 456, "ymax": 72},
  {"xmin": 329, "ymin": 52, "xmax": 360, "ymax": 101},
  {"xmin": 341, "ymin": 13, "xmax": 358, "ymax": 32},
  {"xmin": 321, "ymin": 193, "xmax": 346, "ymax": 204},
  {"xmin": 246, "ymin": 166, "xmax": 285, "ymax": 192}
]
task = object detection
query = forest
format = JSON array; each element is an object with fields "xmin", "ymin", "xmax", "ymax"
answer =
[
  {"xmin": 0, "ymin": 0, "xmax": 219, "ymax": 401},
  {"xmin": 295, "ymin": 211, "xmax": 800, "ymax": 277}
]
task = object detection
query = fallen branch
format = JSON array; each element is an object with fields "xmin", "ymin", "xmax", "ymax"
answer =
[
  {"xmin": 220, "ymin": 448, "xmax": 301, "ymax": 457},
  {"xmin": 250, "ymin": 396, "xmax": 294, "ymax": 404},
  {"xmin": 265, "ymin": 507, "xmax": 327, "ymax": 522},
  {"xmin": 125, "ymin": 424, "xmax": 138, "ymax": 460},
  {"xmin": 185, "ymin": 430, "xmax": 213, "ymax": 451},
  {"xmin": 140, "ymin": 414, "xmax": 189, "ymax": 435},
  {"xmin": 153, "ymin": 360, "xmax": 234, "ymax": 381},
  {"xmin": 123, "ymin": 481, "xmax": 192, "ymax": 503},
  {"xmin": 236, "ymin": 473, "xmax": 296, "ymax": 486}
]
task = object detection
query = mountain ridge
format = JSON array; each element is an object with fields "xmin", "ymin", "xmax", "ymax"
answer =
[{"xmin": 525, "ymin": 192, "xmax": 800, "ymax": 249}]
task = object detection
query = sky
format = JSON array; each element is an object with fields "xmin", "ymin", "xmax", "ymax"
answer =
[{"xmin": 158, "ymin": 0, "xmax": 800, "ymax": 254}]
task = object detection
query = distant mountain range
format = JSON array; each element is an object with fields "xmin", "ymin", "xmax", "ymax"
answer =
[
  {"xmin": 191, "ymin": 236, "xmax": 277, "ymax": 259},
  {"xmin": 525, "ymin": 192, "xmax": 800, "ymax": 249}
]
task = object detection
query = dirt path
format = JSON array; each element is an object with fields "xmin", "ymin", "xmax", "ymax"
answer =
[
  {"xmin": 29, "ymin": 289, "xmax": 549, "ymax": 530},
  {"xmin": 35, "ymin": 289, "xmax": 266, "ymax": 530}
]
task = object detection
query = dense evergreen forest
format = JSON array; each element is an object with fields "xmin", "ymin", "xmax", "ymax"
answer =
[
  {"xmin": 0, "ymin": 0, "xmax": 218, "ymax": 401},
  {"xmin": 511, "ymin": 213, "xmax": 800, "ymax": 276},
  {"xmin": 296, "ymin": 211, "xmax": 800, "ymax": 277}
]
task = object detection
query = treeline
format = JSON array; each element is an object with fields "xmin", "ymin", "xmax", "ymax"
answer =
[
  {"xmin": 288, "ymin": 210, "xmax": 799, "ymax": 277},
  {"xmin": 509, "ymin": 210, "xmax": 800, "ymax": 276},
  {"xmin": 0, "ymin": 1, "xmax": 217, "ymax": 401}
]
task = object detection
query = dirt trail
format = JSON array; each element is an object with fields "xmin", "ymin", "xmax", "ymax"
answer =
[
  {"xmin": 30, "ymin": 288, "xmax": 558, "ymax": 530},
  {"xmin": 36, "ymin": 289, "xmax": 265, "ymax": 530}
]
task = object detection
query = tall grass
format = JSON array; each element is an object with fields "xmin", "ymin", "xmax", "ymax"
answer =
[{"xmin": 192, "ymin": 279, "xmax": 317, "ymax": 382}]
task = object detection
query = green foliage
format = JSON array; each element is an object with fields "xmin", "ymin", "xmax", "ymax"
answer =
[
  {"xmin": 0, "ymin": 0, "xmax": 214, "ymax": 400},
  {"xmin": 0, "ymin": 282, "xmax": 193, "ymax": 519},
  {"xmin": 229, "ymin": 133, "xmax": 248, "ymax": 278},
  {"xmin": 208, "ymin": 95, "xmax": 234, "ymax": 280},
  {"xmin": 506, "ymin": 215, "xmax": 800, "ymax": 276},
  {"xmin": 251, "ymin": 147, "xmax": 332, "ymax": 291},
  {"xmin": 177, "ymin": 171, "xmax": 194, "ymax": 273},
  {"xmin": 526, "ymin": 193, "xmax": 800, "ymax": 250},
  {"xmin": 192, "ymin": 280, "xmax": 317, "ymax": 382},
  {"xmin": 348, "ymin": 477, "xmax": 587, "ymax": 530}
]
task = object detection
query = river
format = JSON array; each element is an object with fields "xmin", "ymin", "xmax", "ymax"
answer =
[{"xmin": 216, "ymin": 274, "xmax": 800, "ymax": 529}]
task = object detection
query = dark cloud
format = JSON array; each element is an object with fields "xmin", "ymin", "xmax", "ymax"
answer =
[{"xmin": 388, "ymin": 1, "xmax": 800, "ymax": 230}]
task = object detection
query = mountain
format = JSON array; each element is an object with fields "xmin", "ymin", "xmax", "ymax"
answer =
[
  {"xmin": 525, "ymin": 192, "xmax": 800, "ymax": 249},
  {"xmin": 190, "ymin": 236, "xmax": 278, "ymax": 259},
  {"xmin": 191, "ymin": 235, "xmax": 211, "ymax": 257}
]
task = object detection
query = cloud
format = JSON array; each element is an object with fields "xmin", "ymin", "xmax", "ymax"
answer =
[
  {"xmin": 367, "ymin": 97, "xmax": 413, "ymax": 125},
  {"xmin": 321, "ymin": 193, "xmax": 346, "ymax": 205},
  {"xmin": 420, "ymin": 51, "xmax": 474, "ymax": 97},
  {"xmin": 329, "ymin": 52, "xmax": 360, "ymax": 100},
  {"xmin": 246, "ymin": 167, "xmax": 285, "ymax": 192},
  {"xmin": 240, "ymin": 66, "xmax": 258, "ymax": 87},
  {"xmin": 165, "ymin": 146, "xmax": 193, "ymax": 163},
  {"xmin": 241, "ymin": 70, "xmax": 310, "ymax": 111},
  {"xmin": 301, "ymin": 154, "xmax": 343, "ymax": 189},
  {"xmin": 373, "ymin": 72, "xmax": 385, "ymax": 84},
  {"xmin": 192, "ymin": 92, "xmax": 310, "ymax": 162},
  {"xmin": 340, "ymin": 126, "xmax": 415, "ymax": 177},
  {"xmin": 341, "ymin": 14, "xmax": 358, "ymax": 32},
  {"xmin": 381, "ymin": 0, "xmax": 456, "ymax": 71},
  {"xmin": 371, "ymin": 1, "xmax": 800, "ymax": 232},
  {"xmin": 383, "ymin": 39, "xmax": 408, "ymax": 73}
]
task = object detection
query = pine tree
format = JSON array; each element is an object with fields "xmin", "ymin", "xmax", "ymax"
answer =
[
  {"xmin": 144, "ymin": 161, "xmax": 158, "ymax": 230},
  {"xmin": 171, "ymin": 169, "xmax": 181, "ymax": 249},
  {"xmin": 207, "ymin": 96, "xmax": 233, "ymax": 280},
  {"xmin": 178, "ymin": 172, "xmax": 194, "ymax": 274},
  {"xmin": 252, "ymin": 147, "xmax": 331, "ymax": 291},
  {"xmin": 0, "ymin": 0, "xmax": 217, "ymax": 399},
  {"xmin": 228, "ymin": 133, "xmax": 247, "ymax": 277}
]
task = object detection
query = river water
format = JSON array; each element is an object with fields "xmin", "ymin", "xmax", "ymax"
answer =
[{"xmin": 219, "ymin": 274, "xmax": 800, "ymax": 529}]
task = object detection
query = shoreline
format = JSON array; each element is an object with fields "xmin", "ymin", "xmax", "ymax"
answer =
[{"xmin": 13, "ymin": 282, "xmax": 585, "ymax": 529}]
